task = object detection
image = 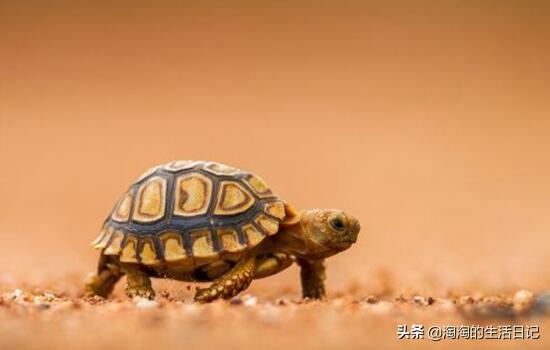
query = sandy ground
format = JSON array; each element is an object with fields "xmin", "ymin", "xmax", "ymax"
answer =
[{"xmin": 0, "ymin": 275, "xmax": 548, "ymax": 350}]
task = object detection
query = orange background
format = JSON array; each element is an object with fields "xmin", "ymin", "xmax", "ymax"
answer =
[{"xmin": 1, "ymin": 1, "xmax": 549, "ymax": 295}]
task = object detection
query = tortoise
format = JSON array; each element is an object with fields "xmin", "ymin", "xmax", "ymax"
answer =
[{"xmin": 85, "ymin": 161, "xmax": 361, "ymax": 302}]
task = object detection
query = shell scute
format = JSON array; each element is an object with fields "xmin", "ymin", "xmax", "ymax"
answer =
[
  {"xmin": 91, "ymin": 226, "xmax": 108, "ymax": 248},
  {"xmin": 203, "ymin": 162, "xmax": 239, "ymax": 176},
  {"xmin": 140, "ymin": 238, "xmax": 160, "ymax": 265},
  {"xmin": 189, "ymin": 229, "xmax": 217, "ymax": 258},
  {"xmin": 264, "ymin": 201, "xmax": 286, "ymax": 220},
  {"xmin": 241, "ymin": 224, "xmax": 265, "ymax": 247},
  {"xmin": 93, "ymin": 226, "xmax": 114, "ymax": 249},
  {"xmin": 132, "ymin": 176, "xmax": 167, "ymax": 223},
  {"xmin": 244, "ymin": 174, "xmax": 273, "ymax": 198},
  {"xmin": 217, "ymin": 228, "xmax": 245, "ymax": 253},
  {"xmin": 173, "ymin": 172, "xmax": 212, "ymax": 217},
  {"xmin": 120, "ymin": 235, "xmax": 139, "ymax": 263},
  {"xmin": 111, "ymin": 191, "xmax": 132, "ymax": 222},
  {"xmin": 103, "ymin": 230, "xmax": 124, "ymax": 255},
  {"xmin": 160, "ymin": 232, "xmax": 186, "ymax": 262},
  {"xmin": 254, "ymin": 214, "xmax": 279, "ymax": 235},
  {"xmin": 163, "ymin": 160, "xmax": 199, "ymax": 172},
  {"xmin": 214, "ymin": 181, "xmax": 255, "ymax": 215}
]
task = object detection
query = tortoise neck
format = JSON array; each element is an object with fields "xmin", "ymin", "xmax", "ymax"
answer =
[
  {"xmin": 274, "ymin": 221, "xmax": 331, "ymax": 258},
  {"xmin": 272, "ymin": 221, "xmax": 309, "ymax": 256},
  {"xmin": 273, "ymin": 218, "xmax": 339, "ymax": 259}
]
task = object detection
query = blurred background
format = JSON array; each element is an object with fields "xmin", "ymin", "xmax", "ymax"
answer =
[{"xmin": 1, "ymin": 1, "xmax": 549, "ymax": 296}]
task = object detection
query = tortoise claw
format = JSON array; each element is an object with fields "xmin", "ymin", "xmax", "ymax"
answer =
[
  {"xmin": 194, "ymin": 287, "xmax": 218, "ymax": 303},
  {"xmin": 125, "ymin": 285, "xmax": 156, "ymax": 300},
  {"xmin": 303, "ymin": 286, "xmax": 326, "ymax": 300}
]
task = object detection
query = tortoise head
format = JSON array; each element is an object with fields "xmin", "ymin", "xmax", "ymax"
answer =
[{"xmin": 298, "ymin": 209, "xmax": 361, "ymax": 257}]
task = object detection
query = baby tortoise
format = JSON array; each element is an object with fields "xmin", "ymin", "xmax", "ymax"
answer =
[{"xmin": 85, "ymin": 161, "xmax": 361, "ymax": 302}]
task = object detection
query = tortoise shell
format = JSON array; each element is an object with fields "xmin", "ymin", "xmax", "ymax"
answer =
[{"xmin": 91, "ymin": 161, "xmax": 287, "ymax": 265}]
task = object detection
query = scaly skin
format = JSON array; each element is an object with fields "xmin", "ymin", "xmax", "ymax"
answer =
[
  {"xmin": 254, "ymin": 253, "xmax": 294, "ymax": 279},
  {"xmin": 85, "ymin": 256, "xmax": 123, "ymax": 298},
  {"xmin": 194, "ymin": 254, "xmax": 257, "ymax": 303},
  {"xmin": 297, "ymin": 258, "xmax": 327, "ymax": 299},
  {"xmin": 123, "ymin": 264, "xmax": 155, "ymax": 300},
  {"xmin": 85, "ymin": 268, "xmax": 122, "ymax": 298}
]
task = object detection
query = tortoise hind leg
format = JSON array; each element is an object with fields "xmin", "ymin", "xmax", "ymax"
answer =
[
  {"xmin": 194, "ymin": 254, "xmax": 257, "ymax": 303},
  {"xmin": 85, "ymin": 255, "xmax": 123, "ymax": 298},
  {"xmin": 122, "ymin": 264, "xmax": 156, "ymax": 300}
]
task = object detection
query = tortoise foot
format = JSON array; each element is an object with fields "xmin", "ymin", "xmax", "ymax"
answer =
[
  {"xmin": 303, "ymin": 286, "xmax": 326, "ymax": 300},
  {"xmin": 298, "ymin": 258, "xmax": 327, "ymax": 301},
  {"xmin": 124, "ymin": 265, "xmax": 155, "ymax": 300},
  {"xmin": 194, "ymin": 254, "xmax": 256, "ymax": 303},
  {"xmin": 125, "ymin": 284, "xmax": 156, "ymax": 300},
  {"xmin": 85, "ymin": 269, "xmax": 122, "ymax": 298}
]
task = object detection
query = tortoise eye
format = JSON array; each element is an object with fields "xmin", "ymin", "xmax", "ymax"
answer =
[{"xmin": 330, "ymin": 217, "xmax": 345, "ymax": 231}]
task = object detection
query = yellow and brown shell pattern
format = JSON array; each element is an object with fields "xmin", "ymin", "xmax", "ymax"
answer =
[{"xmin": 91, "ymin": 161, "xmax": 287, "ymax": 265}]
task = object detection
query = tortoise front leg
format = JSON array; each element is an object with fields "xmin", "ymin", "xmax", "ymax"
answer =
[
  {"xmin": 194, "ymin": 254, "xmax": 257, "ymax": 303},
  {"xmin": 254, "ymin": 253, "xmax": 294, "ymax": 279},
  {"xmin": 123, "ymin": 264, "xmax": 156, "ymax": 300},
  {"xmin": 297, "ymin": 258, "xmax": 326, "ymax": 300}
]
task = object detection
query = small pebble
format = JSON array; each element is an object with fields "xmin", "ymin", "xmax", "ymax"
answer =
[
  {"xmin": 457, "ymin": 296, "xmax": 475, "ymax": 305},
  {"xmin": 513, "ymin": 289, "xmax": 534, "ymax": 313},
  {"xmin": 365, "ymin": 295, "xmax": 379, "ymax": 304},
  {"xmin": 367, "ymin": 301, "xmax": 394, "ymax": 315},
  {"xmin": 242, "ymin": 295, "xmax": 257, "ymax": 307},
  {"xmin": 413, "ymin": 296, "xmax": 427, "ymax": 305},
  {"xmin": 436, "ymin": 300, "xmax": 456, "ymax": 314},
  {"xmin": 43, "ymin": 292, "xmax": 57, "ymax": 301},
  {"xmin": 182, "ymin": 304, "xmax": 200, "ymax": 315},
  {"xmin": 394, "ymin": 295, "xmax": 409, "ymax": 303},
  {"xmin": 258, "ymin": 303, "xmax": 281, "ymax": 323},
  {"xmin": 134, "ymin": 297, "xmax": 159, "ymax": 309}
]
